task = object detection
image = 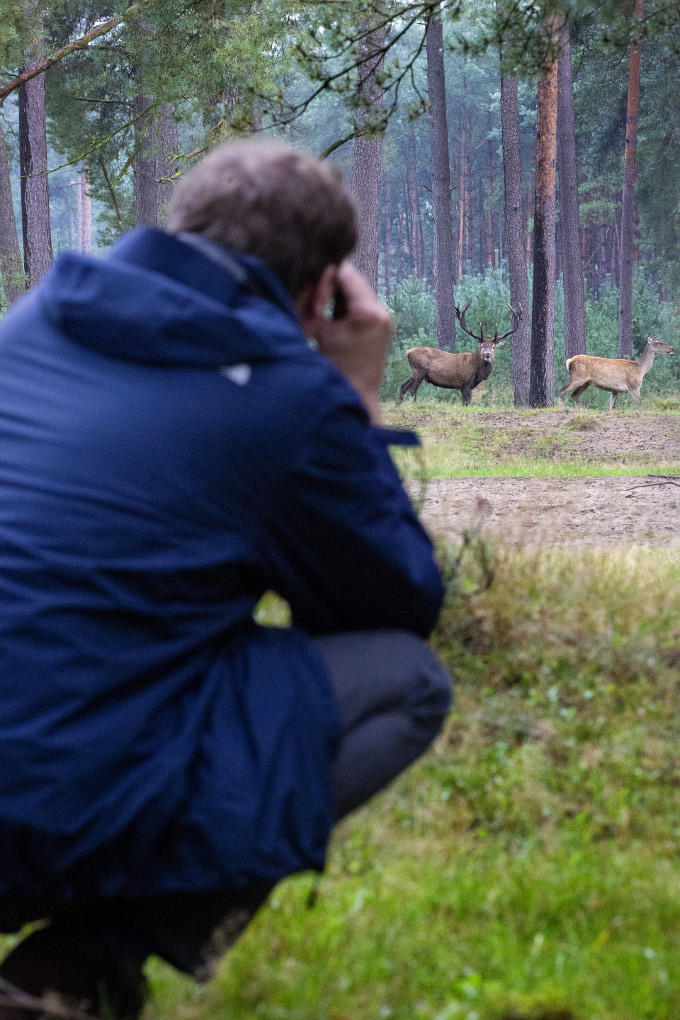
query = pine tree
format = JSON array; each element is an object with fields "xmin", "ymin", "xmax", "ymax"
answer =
[
  {"xmin": 426, "ymin": 5, "xmax": 456, "ymax": 351},
  {"xmin": 557, "ymin": 19, "xmax": 586, "ymax": 359},
  {"xmin": 530, "ymin": 13, "xmax": 560, "ymax": 407},
  {"xmin": 618, "ymin": 0, "xmax": 644, "ymax": 357}
]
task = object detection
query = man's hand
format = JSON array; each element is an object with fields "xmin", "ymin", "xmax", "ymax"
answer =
[{"xmin": 311, "ymin": 262, "xmax": 393, "ymax": 425}]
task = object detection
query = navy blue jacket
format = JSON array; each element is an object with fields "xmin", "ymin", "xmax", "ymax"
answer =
[{"xmin": 0, "ymin": 228, "xmax": 444, "ymax": 904}]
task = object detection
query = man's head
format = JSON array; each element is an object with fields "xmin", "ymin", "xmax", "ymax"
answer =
[{"xmin": 166, "ymin": 139, "xmax": 357, "ymax": 301}]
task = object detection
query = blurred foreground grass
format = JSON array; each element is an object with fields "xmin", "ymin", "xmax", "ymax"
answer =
[{"xmin": 145, "ymin": 543, "xmax": 680, "ymax": 1020}]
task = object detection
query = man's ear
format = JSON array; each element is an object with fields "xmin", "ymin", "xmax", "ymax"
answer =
[{"xmin": 296, "ymin": 265, "xmax": 338, "ymax": 332}]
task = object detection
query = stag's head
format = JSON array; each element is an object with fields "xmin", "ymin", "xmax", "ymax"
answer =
[
  {"xmin": 455, "ymin": 302, "xmax": 521, "ymax": 364},
  {"xmin": 646, "ymin": 336, "xmax": 675, "ymax": 356}
]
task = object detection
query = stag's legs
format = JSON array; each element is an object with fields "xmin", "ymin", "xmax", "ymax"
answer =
[
  {"xmin": 572, "ymin": 383, "xmax": 591, "ymax": 402},
  {"xmin": 609, "ymin": 392, "xmax": 618, "ymax": 410},
  {"xmin": 560, "ymin": 380, "xmax": 590, "ymax": 404},
  {"xmin": 410, "ymin": 376, "xmax": 425, "ymax": 401},
  {"xmin": 399, "ymin": 377, "xmax": 414, "ymax": 402},
  {"xmin": 399, "ymin": 374, "xmax": 425, "ymax": 402},
  {"xmin": 630, "ymin": 388, "xmax": 642, "ymax": 409}
]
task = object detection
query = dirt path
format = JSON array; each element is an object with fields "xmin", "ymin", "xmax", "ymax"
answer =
[
  {"xmin": 402, "ymin": 411, "xmax": 680, "ymax": 549},
  {"xmin": 414, "ymin": 475, "xmax": 680, "ymax": 549}
]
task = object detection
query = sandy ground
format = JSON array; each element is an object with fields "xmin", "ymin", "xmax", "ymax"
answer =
[
  {"xmin": 404, "ymin": 412, "xmax": 680, "ymax": 549},
  {"xmin": 414, "ymin": 474, "xmax": 680, "ymax": 549}
]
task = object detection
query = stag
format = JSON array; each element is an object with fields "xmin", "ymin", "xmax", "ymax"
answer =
[
  {"xmin": 559, "ymin": 336, "xmax": 675, "ymax": 410},
  {"xmin": 399, "ymin": 302, "xmax": 521, "ymax": 405}
]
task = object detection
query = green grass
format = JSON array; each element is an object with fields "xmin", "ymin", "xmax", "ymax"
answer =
[
  {"xmin": 384, "ymin": 402, "xmax": 680, "ymax": 478},
  {"xmin": 394, "ymin": 451, "xmax": 667, "ymax": 479},
  {"xmin": 143, "ymin": 545, "xmax": 680, "ymax": 1020}
]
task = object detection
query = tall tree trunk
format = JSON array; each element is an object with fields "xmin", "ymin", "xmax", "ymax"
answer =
[
  {"xmin": 557, "ymin": 20, "xmax": 586, "ymax": 359},
  {"xmin": 530, "ymin": 20, "xmax": 560, "ymax": 407},
  {"xmin": 403, "ymin": 178, "xmax": 415, "ymax": 275},
  {"xmin": 76, "ymin": 166, "xmax": 92, "ymax": 253},
  {"xmin": 134, "ymin": 97, "xmax": 178, "ymax": 227},
  {"xmin": 425, "ymin": 6, "xmax": 456, "ymax": 349},
  {"xmin": 407, "ymin": 127, "xmax": 424, "ymax": 278},
  {"xmin": 487, "ymin": 113, "xmax": 495, "ymax": 268},
  {"xmin": 414, "ymin": 129, "xmax": 426, "ymax": 277},
  {"xmin": 19, "ymin": 0, "xmax": 52, "ymax": 287},
  {"xmin": 478, "ymin": 177, "xmax": 485, "ymax": 273},
  {"xmin": 351, "ymin": 26, "xmax": 385, "ymax": 292},
  {"xmin": 500, "ymin": 71, "xmax": 531, "ymax": 406},
  {"xmin": 457, "ymin": 147, "xmax": 465, "ymax": 281},
  {"xmin": 384, "ymin": 174, "xmax": 392, "ymax": 300},
  {"xmin": 618, "ymin": 0, "xmax": 644, "ymax": 357},
  {"xmin": 395, "ymin": 204, "xmax": 404, "ymax": 285},
  {"xmin": 0, "ymin": 124, "xmax": 25, "ymax": 305}
]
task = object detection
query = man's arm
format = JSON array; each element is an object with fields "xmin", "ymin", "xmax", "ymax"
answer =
[
  {"xmin": 259, "ymin": 395, "xmax": 444, "ymax": 638},
  {"xmin": 300, "ymin": 261, "xmax": 393, "ymax": 427}
]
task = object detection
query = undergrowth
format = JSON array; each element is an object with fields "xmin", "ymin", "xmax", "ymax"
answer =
[{"xmin": 144, "ymin": 543, "xmax": 680, "ymax": 1020}]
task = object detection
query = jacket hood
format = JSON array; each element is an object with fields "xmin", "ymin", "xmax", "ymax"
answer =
[{"xmin": 39, "ymin": 228, "xmax": 306, "ymax": 368}]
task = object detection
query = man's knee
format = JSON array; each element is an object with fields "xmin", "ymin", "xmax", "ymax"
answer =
[
  {"xmin": 380, "ymin": 630, "xmax": 452, "ymax": 722},
  {"xmin": 315, "ymin": 627, "xmax": 452, "ymax": 736}
]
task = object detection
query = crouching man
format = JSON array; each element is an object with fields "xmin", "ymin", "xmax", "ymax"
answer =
[{"xmin": 0, "ymin": 140, "xmax": 451, "ymax": 1019}]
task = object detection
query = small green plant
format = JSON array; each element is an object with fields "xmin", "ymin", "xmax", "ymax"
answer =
[{"xmin": 565, "ymin": 414, "xmax": 598, "ymax": 431}]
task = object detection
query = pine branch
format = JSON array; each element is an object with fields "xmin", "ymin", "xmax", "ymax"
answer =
[{"xmin": 0, "ymin": 0, "xmax": 154, "ymax": 107}]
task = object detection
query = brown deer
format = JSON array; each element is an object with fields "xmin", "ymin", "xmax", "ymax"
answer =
[
  {"xmin": 559, "ymin": 336, "xmax": 675, "ymax": 410},
  {"xmin": 399, "ymin": 302, "xmax": 521, "ymax": 405}
]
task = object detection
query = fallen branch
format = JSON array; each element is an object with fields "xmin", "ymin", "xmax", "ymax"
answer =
[{"xmin": 625, "ymin": 474, "xmax": 680, "ymax": 490}]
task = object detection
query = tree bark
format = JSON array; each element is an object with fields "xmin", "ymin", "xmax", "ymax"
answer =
[
  {"xmin": 500, "ymin": 72, "xmax": 531, "ymax": 406},
  {"xmin": 0, "ymin": 123, "xmax": 25, "ymax": 305},
  {"xmin": 19, "ymin": 0, "xmax": 52, "ymax": 287},
  {"xmin": 530, "ymin": 26, "xmax": 560, "ymax": 407},
  {"xmin": 77, "ymin": 166, "xmax": 92, "ymax": 253},
  {"xmin": 426, "ymin": 6, "xmax": 456, "ymax": 350},
  {"xmin": 406, "ymin": 127, "xmax": 423, "ymax": 278},
  {"xmin": 133, "ymin": 96, "xmax": 178, "ymax": 227},
  {"xmin": 618, "ymin": 0, "xmax": 644, "ymax": 357},
  {"xmin": 557, "ymin": 20, "xmax": 586, "ymax": 359},
  {"xmin": 350, "ymin": 26, "xmax": 385, "ymax": 292},
  {"xmin": 487, "ymin": 114, "xmax": 495, "ymax": 269},
  {"xmin": 384, "ymin": 174, "xmax": 392, "ymax": 299},
  {"xmin": 457, "ymin": 146, "xmax": 465, "ymax": 280}
]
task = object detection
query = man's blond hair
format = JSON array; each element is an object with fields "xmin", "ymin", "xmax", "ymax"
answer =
[{"xmin": 166, "ymin": 140, "xmax": 357, "ymax": 298}]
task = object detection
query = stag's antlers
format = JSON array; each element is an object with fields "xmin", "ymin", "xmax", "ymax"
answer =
[
  {"xmin": 454, "ymin": 301, "xmax": 522, "ymax": 345},
  {"xmin": 495, "ymin": 303, "xmax": 522, "ymax": 344}
]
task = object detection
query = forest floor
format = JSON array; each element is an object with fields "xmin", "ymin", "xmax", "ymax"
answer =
[{"xmin": 388, "ymin": 408, "xmax": 680, "ymax": 549}]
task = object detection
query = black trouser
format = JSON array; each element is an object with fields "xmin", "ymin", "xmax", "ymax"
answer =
[{"xmin": 0, "ymin": 631, "xmax": 451, "ymax": 1016}]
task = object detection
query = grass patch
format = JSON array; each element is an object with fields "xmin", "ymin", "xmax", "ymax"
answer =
[
  {"xmin": 384, "ymin": 402, "xmax": 680, "ymax": 478},
  {"xmin": 564, "ymin": 414, "xmax": 599, "ymax": 431},
  {"xmin": 142, "ymin": 545, "xmax": 680, "ymax": 1020}
]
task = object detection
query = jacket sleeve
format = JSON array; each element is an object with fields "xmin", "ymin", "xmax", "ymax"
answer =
[{"xmin": 258, "ymin": 397, "xmax": 445, "ymax": 638}]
